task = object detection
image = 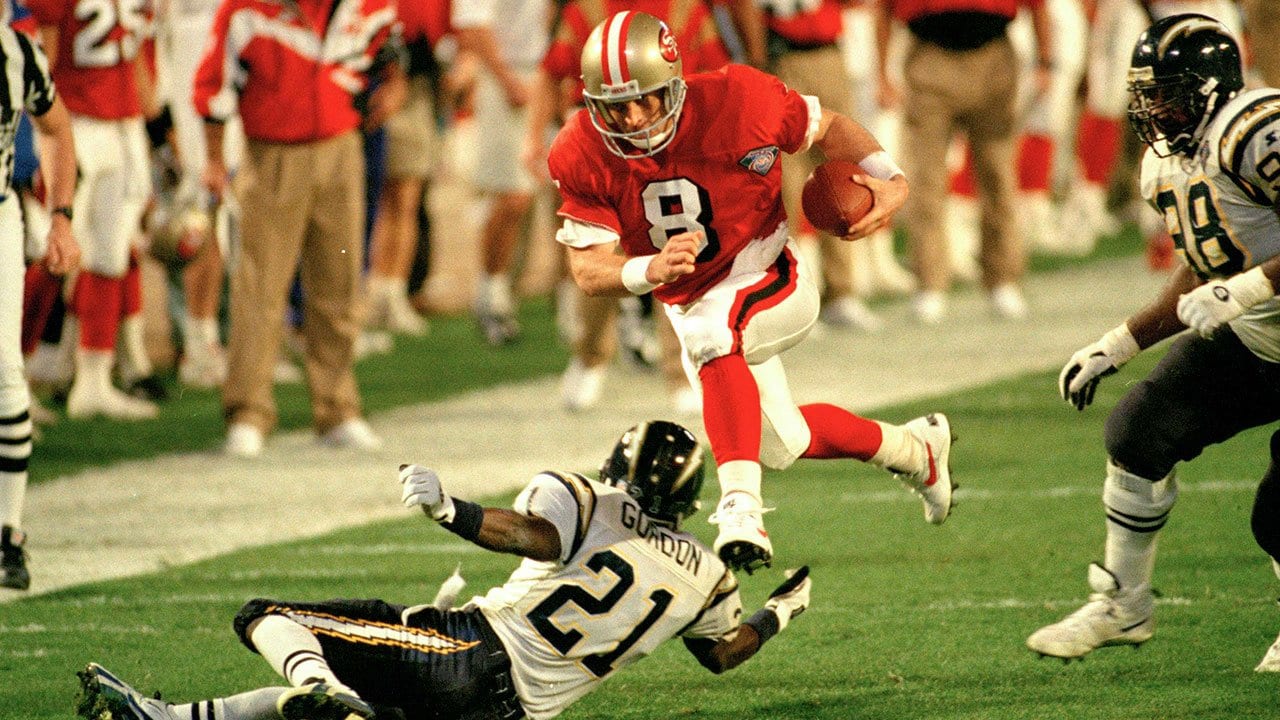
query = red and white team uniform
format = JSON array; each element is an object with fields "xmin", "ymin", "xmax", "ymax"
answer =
[
  {"xmin": 28, "ymin": 0, "xmax": 157, "ymax": 419},
  {"xmin": 552, "ymin": 65, "xmax": 826, "ymax": 467},
  {"xmin": 552, "ymin": 11, "xmax": 953, "ymax": 574}
]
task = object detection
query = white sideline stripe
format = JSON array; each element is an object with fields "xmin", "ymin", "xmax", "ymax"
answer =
[
  {"xmin": 839, "ymin": 479, "xmax": 1257, "ymax": 504},
  {"xmin": 3, "ymin": 257, "xmax": 1167, "ymax": 602}
]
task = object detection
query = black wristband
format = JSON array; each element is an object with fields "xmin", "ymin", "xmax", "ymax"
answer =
[
  {"xmin": 52, "ymin": 206, "xmax": 73, "ymax": 221},
  {"xmin": 744, "ymin": 607, "xmax": 781, "ymax": 646},
  {"xmin": 441, "ymin": 499, "xmax": 484, "ymax": 542}
]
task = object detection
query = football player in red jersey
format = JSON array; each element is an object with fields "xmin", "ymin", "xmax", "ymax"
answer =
[
  {"xmin": 549, "ymin": 11, "xmax": 956, "ymax": 572},
  {"xmin": 28, "ymin": 0, "xmax": 159, "ymax": 420}
]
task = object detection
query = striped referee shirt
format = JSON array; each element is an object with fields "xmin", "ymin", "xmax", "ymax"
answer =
[{"xmin": 0, "ymin": 25, "xmax": 54, "ymax": 201}]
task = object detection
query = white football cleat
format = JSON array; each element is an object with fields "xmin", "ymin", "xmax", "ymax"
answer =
[
  {"xmin": 560, "ymin": 359, "xmax": 605, "ymax": 412},
  {"xmin": 76, "ymin": 662, "xmax": 174, "ymax": 720},
  {"xmin": 896, "ymin": 413, "xmax": 954, "ymax": 524},
  {"xmin": 277, "ymin": 682, "xmax": 375, "ymax": 720},
  {"xmin": 67, "ymin": 382, "xmax": 158, "ymax": 421},
  {"xmin": 1026, "ymin": 563, "xmax": 1155, "ymax": 661},
  {"xmin": 1257, "ymin": 631, "xmax": 1280, "ymax": 672},
  {"xmin": 709, "ymin": 495, "xmax": 773, "ymax": 574}
]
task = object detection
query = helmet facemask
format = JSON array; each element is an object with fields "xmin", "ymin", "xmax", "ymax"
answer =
[
  {"xmin": 580, "ymin": 11, "xmax": 687, "ymax": 159},
  {"xmin": 585, "ymin": 81, "xmax": 687, "ymax": 158},
  {"xmin": 1127, "ymin": 70, "xmax": 1220, "ymax": 157}
]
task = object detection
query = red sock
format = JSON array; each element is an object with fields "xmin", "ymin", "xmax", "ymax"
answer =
[
  {"xmin": 21, "ymin": 264, "xmax": 62, "ymax": 355},
  {"xmin": 1018, "ymin": 134, "xmax": 1054, "ymax": 192},
  {"xmin": 1076, "ymin": 110, "xmax": 1122, "ymax": 186},
  {"xmin": 698, "ymin": 355, "xmax": 761, "ymax": 465},
  {"xmin": 121, "ymin": 258, "xmax": 143, "ymax": 316},
  {"xmin": 799, "ymin": 403, "xmax": 883, "ymax": 460},
  {"xmin": 949, "ymin": 148, "xmax": 977, "ymax": 198},
  {"xmin": 73, "ymin": 272, "xmax": 123, "ymax": 351}
]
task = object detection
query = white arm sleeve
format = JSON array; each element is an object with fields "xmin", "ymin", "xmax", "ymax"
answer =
[
  {"xmin": 555, "ymin": 217, "xmax": 622, "ymax": 249},
  {"xmin": 794, "ymin": 94, "xmax": 823, "ymax": 154}
]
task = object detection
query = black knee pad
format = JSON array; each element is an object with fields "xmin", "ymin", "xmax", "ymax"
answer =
[{"xmin": 233, "ymin": 597, "xmax": 279, "ymax": 652}]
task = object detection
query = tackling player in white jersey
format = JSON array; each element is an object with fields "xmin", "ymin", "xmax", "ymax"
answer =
[
  {"xmin": 1026, "ymin": 14, "xmax": 1280, "ymax": 668},
  {"xmin": 74, "ymin": 421, "xmax": 813, "ymax": 720}
]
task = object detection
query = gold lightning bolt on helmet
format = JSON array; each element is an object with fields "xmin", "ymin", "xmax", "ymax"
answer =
[{"xmin": 580, "ymin": 11, "xmax": 687, "ymax": 158}]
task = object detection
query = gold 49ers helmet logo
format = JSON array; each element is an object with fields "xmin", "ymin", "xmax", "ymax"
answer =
[{"xmin": 659, "ymin": 25, "xmax": 678, "ymax": 63}]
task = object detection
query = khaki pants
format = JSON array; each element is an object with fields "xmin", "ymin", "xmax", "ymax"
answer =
[
  {"xmin": 574, "ymin": 291, "xmax": 684, "ymax": 390},
  {"xmin": 901, "ymin": 35, "xmax": 1023, "ymax": 292},
  {"xmin": 773, "ymin": 44, "xmax": 856, "ymax": 300},
  {"xmin": 224, "ymin": 131, "xmax": 366, "ymax": 433},
  {"xmin": 1245, "ymin": 0, "xmax": 1280, "ymax": 87}
]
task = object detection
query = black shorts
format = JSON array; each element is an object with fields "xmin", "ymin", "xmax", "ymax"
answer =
[
  {"xmin": 234, "ymin": 597, "xmax": 525, "ymax": 720},
  {"xmin": 1106, "ymin": 329, "xmax": 1280, "ymax": 478}
]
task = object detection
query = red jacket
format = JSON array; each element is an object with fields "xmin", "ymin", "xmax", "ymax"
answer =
[{"xmin": 193, "ymin": 0, "xmax": 397, "ymax": 143}]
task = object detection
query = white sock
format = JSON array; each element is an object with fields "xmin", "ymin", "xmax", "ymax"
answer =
[
  {"xmin": 171, "ymin": 688, "xmax": 287, "ymax": 720},
  {"xmin": 479, "ymin": 273, "xmax": 514, "ymax": 316},
  {"xmin": 1103, "ymin": 461, "xmax": 1178, "ymax": 591},
  {"xmin": 249, "ymin": 615, "xmax": 343, "ymax": 688},
  {"xmin": 869, "ymin": 421, "xmax": 924, "ymax": 475},
  {"xmin": 0, "ymin": 377, "xmax": 31, "ymax": 527},
  {"xmin": 118, "ymin": 315, "xmax": 153, "ymax": 382},
  {"xmin": 716, "ymin": 460, "xmax": 762, "ymax": 509}
]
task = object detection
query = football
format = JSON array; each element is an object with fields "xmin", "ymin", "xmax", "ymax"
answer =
[{"xmin": 800, "ymin": 159, "xmax": 874, "ymax": 238}]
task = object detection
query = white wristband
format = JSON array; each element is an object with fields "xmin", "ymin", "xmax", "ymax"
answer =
[
  {"xmin": 1225, "ymin": 266, "xmax": 1275, "ymax": 309},
  {"xmin": 858, "ymin": 150, "xmax": 904, "ymax": 181},
  {"xmin": 1100, "ymin": 323, "xmax": 1141, "ymax": 366},
  {"xmin": 621, "ymin": 255, "xmax": 660, "ymax": 295}
]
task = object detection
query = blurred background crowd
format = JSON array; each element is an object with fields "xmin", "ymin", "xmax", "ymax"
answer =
[{"xmin": 10, "ymin": 0, "xmax": 1279, "ymax": 453}]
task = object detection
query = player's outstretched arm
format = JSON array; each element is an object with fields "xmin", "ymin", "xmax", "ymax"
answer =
[
  {"xmin": 566, "ymin": 233, "xmax": 699, "ymax": 296},
  {"xmin": 399, "ymin": 464, "xmax": 562, "ymax": 561},
  {"xmin": 683, "ymin": 567, "xmax": 811, "ymax": 674}
]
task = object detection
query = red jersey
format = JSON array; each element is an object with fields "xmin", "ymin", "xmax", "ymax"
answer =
[
  {"xmin": 887, "ymin": 0, "xmax": 1040, "ymax": 22},
  {"xmin": 193, "ymin": 0, "xmax": 397, "ymax": 143},
  {"xmin": 542, "ymin": 0, "xmax": 729, "ymax": 105},
  {"xmin": 761, "ymin": 0, "xmax": 844, "ymax": 46},
  {"xmin": 549, "ymin": 64, "xmax": 813, "ymax": 305},
  {"xmin": 26, "ymin": 0, "xmax": 149, "ymax": 119}
]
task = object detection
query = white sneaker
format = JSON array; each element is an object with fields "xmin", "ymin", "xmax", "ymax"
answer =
[
  {"xmin": 1257, "ymin": 630, "xmax": 1280, "ymax": 672},
  {"xmin": 560, "ymin": 359, "xmax": 605, "ymax": 412},
  {"xmin": 277, "ymin": 682, "xmax": 374, "ymax": 720},
  {"xmin": 820, "ymin": 296, "xmax": 883, "ymax": 332},
  {"xmin": 273, "ymin": 359, "xmax": 304, "ymax": 385},
  {"xmin": 178, "ymin": 347, "xmax": 227, "ymax": 389},
  {"xmin": 1026, "ymin": 563, "xmax": 1155, "ymax": 661},
  {"xmin": 355, "ymin": 330, "xmax": 393, "ymax": 358},
  {"xmin": 67, "ymin": 382, "xmax": 158, "ymax": 421},
  {"xmin": 224, "ymin": 422, "xmax": 264, "ymax": 458},
  {"xmin": 709, "ymin": 494, "xmax": 773, "ymax": 573},
  {"xmin": 76, "ymin": 662, "xmax": 175, "ymax": 720},
  {"xmin": 385, "ymin": 294, "xmax": 428, "ymax": 336},
  {"xmin": 913, "ymin": 291, "xmax": 947, "ymax": 325},
  {"xmin": 896, "ymin": 413, "xmax": 954, "ymax": 524},
  {"xmin": 320, "ymin": 418, "xmax": 383, "ymax": 451},
  {"xmin": 989, "ymin": 284, "xmax": 1029, "ymax": 320}
]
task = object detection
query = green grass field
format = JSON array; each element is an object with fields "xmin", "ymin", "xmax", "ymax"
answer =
[{"xmin": 6, "ymin": 346, "xmax": 1279, "ymax": 719}]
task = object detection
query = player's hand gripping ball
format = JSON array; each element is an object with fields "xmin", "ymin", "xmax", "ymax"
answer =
[{"xmin": 801, "ymin": 160, "xmax": 874, "ymax": 239}]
